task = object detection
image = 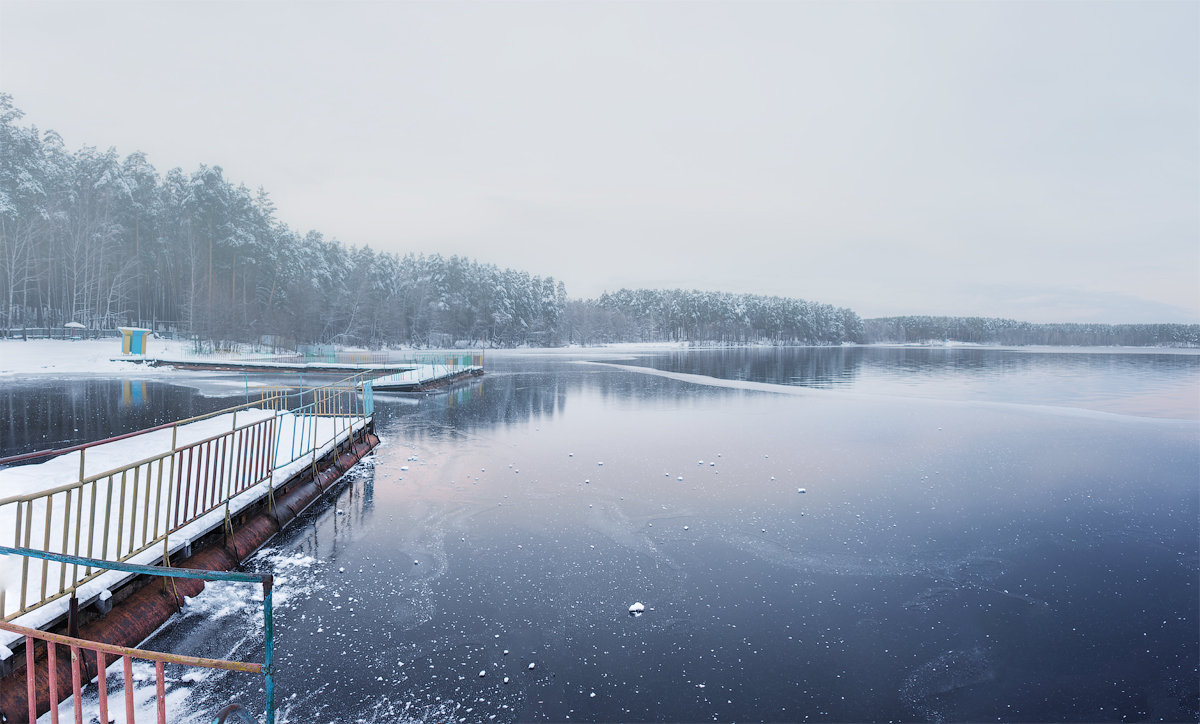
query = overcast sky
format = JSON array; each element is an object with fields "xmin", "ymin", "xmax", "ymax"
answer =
[{"xmin": 1, "ymin": 0, "xmax": 1196, "ymax": 323}]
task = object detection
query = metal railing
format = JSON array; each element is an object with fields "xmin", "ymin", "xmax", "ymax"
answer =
[
  {"xmin": 0, "ymin": 374, "xmax": 374, "ymax": 621},
  {"xmin": 257, "ymin": 380, "xmax": 371, "ymax": 469},
  {"xmin": 295, "ymin": 348, "xmax": 484, "ymax": 368},
  {"xmin": 0, "ymin": 546, "xmax": 274, "ymax": 724},
  {"xmin": 0, "ymin": 328, "xmax": 119, "ymax": 341}
]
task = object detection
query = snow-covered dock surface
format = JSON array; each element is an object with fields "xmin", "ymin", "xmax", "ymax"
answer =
[
  {"xmin": 122, "ymin": 355, "xmax": 414, "ymax": 373},
  {"xmin": 0, "ymin": 408, "xmax": 370, "ymax": 652},
  {"xmin": 369, "ymin": 364, "xmax": 483, "ymax": 391}
]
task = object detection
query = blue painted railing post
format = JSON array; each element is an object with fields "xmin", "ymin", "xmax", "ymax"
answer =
[{"xmin": 263, "ymin": 575, "xmax": 275, "ymax": 724}]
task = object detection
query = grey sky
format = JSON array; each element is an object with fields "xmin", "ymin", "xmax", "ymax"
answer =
[{"xmin": 1, "ymin": 0, "xmax": 1196, "ymax": 323}]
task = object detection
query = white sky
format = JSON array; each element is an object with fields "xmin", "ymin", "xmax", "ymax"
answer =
[{"xmin": 1, "ymin": 0, "xmax": 1197, "ymax": 323}]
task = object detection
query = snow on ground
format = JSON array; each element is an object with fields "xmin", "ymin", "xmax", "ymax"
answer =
[
  {"xmin": 0, "ymin": 337, "xmax": 202, "ymax": 377},
  {"xmin": 0, "ymin": 338, "xmax": 692, "ymax": 378}
]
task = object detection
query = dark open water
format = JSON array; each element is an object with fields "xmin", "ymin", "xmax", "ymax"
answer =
[{"xmin": 4, "ymin": 348, "xmax": 1197, "ymax": 722}]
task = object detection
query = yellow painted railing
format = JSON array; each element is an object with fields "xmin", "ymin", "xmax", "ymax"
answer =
[{"xmin": 0, "ymin": 373, "xmax": 374, "ymax": 622}]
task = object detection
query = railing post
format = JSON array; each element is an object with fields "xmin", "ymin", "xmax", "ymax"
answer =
[
  {"xmin": 25, "ymin": 634, "xmax": 35, "ymax": 724},
  {"xmin": 162, "ymin": 426, "xmax": 178, "ymax": 569},
  {"xmin": 269, "ymin": 409, "xmax": 281, "ymax": 514},
  {"xmin": 263, "ymin": 575, "xmax": 275, "ymax": 724},
  {"xmin": 20, "ymin": 501, "xmax": 32, "ymax": 611},
  {"xmin": 225, "ymin": 412, "xmax": 237, "ymax": 539}
]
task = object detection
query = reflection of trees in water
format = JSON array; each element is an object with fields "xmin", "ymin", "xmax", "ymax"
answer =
[
  {"xmin": 858, "ymin": 347, "xmax": 1200, "ymax": 380},
  {"xmin": 643, "ymin": 348, "xmax": 864, "ymax": 387},
  {"xmin": 374, "ymin": 374, "xmax": 565, "ymax": 441},
  {"xmin": 370, "ymin": 349, "xmax": 1200, "ymax": 438},
  {"xmin": 373, "ymin": 362, "xmax": 732, "ymax": 440},
  {"xmin": 0, "ymin": 380, "xmax": 240, "ymax": 460},
  {"xmin": 635, "ymin": 347, "xmax": 1200, "ymax": 387}
]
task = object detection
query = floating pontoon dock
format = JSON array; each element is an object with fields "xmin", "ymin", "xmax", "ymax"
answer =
[
  {"xmin": 119, "ymin": 350, "xmax": 485, "ymax": 389},
  {"xmin": 369, "ymin": 363, "xmax": 484, "ymax": 392},
  {"xmin": 0, "ymin": 375, "xmax": 379, "ymax": 721}
]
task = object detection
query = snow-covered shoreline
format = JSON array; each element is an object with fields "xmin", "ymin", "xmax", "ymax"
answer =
[{"xmin": 2, "ymin": 338, "xmax": 1196, "ymax": 382}]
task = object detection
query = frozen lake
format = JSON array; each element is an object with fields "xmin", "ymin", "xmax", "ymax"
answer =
[{"xmin": 5, "ymin": 347, "xmax": 1198, "ymax": 722}]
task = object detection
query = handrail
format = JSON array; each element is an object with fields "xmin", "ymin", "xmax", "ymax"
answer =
[
  {"xmin": 0, "ymin": 546, "xmax": 270, "ymax": 584},
  {"xmin": 0, "ymin": 546, "xmax": 274, "ymax": 724},
  {"xmin": 0, "ymin": 618, "xmax": 261, "ymax": 672},
  {"xmin": 0, "ymin": 394, "xmax": 285, "ymax": 468},
  {"xmin": 0, "ymin": 371, "xmax": 375, "ymax": 468},
  {"xmin": 0, "ymin": 373, "xmax": 374, "ymax": 622},
  {"xmin": 0, "ymin": 413, "xmax": 278, "ymax": 508}
]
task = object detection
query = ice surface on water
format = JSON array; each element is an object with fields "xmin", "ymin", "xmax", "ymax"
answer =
[
  {"xmin": 93, "ymin": 350, "xmax": 1197, "ymax": 723},
  {"xmin": 901, "ymin": 647, "xmax": 994, "ymax": 722}
]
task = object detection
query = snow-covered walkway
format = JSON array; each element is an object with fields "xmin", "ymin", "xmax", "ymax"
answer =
[{"xmin": 0, "ymin": 407, "xmax": 369, "ymax": 652}]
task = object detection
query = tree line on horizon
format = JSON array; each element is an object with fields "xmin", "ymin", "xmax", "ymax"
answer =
[
  {"xmin": 863, "ymin": 316, "xmax": 1200, "ymax": 347},
  {"xmin": 2, "ymin": 96, "xmax": 1196, "ymax": 349}
]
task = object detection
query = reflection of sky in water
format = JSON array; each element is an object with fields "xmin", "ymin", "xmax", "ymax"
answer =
[
  {"xmin": 630, "ymin": 347, "xmax": 1200, "ymax": 420},
  {"xmin": 131, "ymin": 355, "xmax": 1199, "ymax": 724}
]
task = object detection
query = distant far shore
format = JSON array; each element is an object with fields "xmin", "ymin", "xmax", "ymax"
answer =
[{"xmin": 2, "ymin": 338, "xmax": 1198, "ymax": 381}]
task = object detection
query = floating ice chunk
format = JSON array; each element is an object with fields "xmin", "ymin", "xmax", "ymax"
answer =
[
  {"xmin": 629, "ymin": 602, "xmax": 646, "ymax": 614},
  {"xmin": 528, "ymin": 662, "xmax": 536, "ymax": 669},
  {"xmin": 797, "ymin": 488, "xmax": 806, "ymax": 494},
  {"xmin": 339, "ymin": 567, "xmax": 345, "ymax": 573},
  {"xmin": 683, "ymin": 525, "xmax": 689, "ymax": 531},
  {"xmin": 414, "ymin": 560, "xmax": 420, "ymax": 565},
  {"xmin": 479, "ymin": 670, "xmax": 487, "ymax": 677},
  {"xmin": 569, "ymin": 453, "xmax": 574, "ymax": 457},
  {"xmin": 597, "ymin": 462, "xmax": 603, "ymax": 466},
  {"xmin": 770, "ymin": 476, "xmax": 776, "ymax": 481},
  {"xmin": 698, "ymin": 460, "xmax": 703, "ymax": 465},
  {"xmin": 503, "ymin": 650, "xmax": 509, "ymax": 655},
  {"xmin": 181, "ymin": 671, "xmax": 206, "ymax": 683},
  {"xmin": 710, "ymin": 462, "xmax": 715, "ymax": 467},
  {"xmin": 336, "ymin": 509, "xmax": 344, "ymax": 515},
  {"xmin": 585, "ymin": 479, "xmax": 590, "ymax": 484},
  {"xmin": 677, "ymin": 476, "xmax": 683, "ymax": 481},
  {"xmin": 503, "ymin": 676, "xmax": 510, "ymax": 683},
  {"xmin": 400, "ymin": 466, "xmax": 409, "ymax": 471}
]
